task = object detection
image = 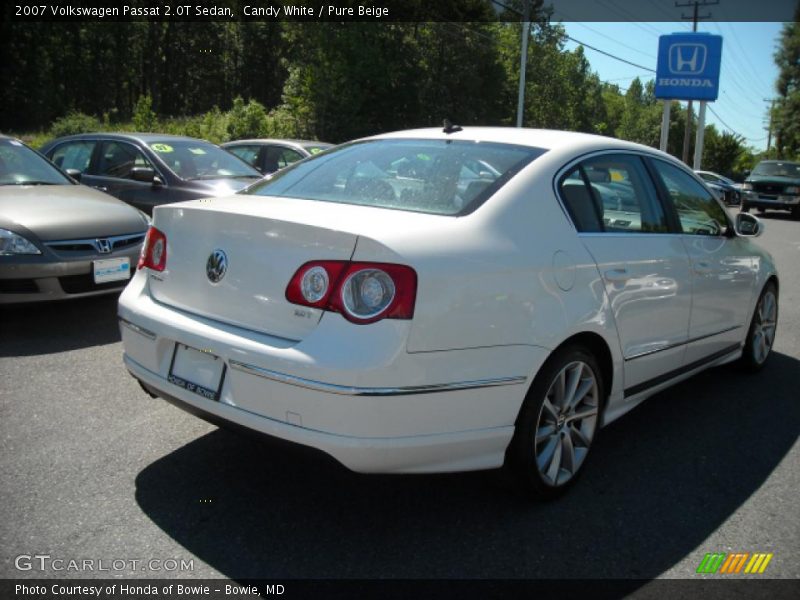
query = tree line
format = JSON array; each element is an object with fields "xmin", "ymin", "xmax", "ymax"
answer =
[{"xmin": 2, "ymin": 16, "xmax": 794, "ymax": 177}]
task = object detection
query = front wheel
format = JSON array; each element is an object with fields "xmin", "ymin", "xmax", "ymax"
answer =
[
  {"xmin": 506, "ymin": 346, "xmax": 603, "ymax": 499},
  {"xmin": 739, "ymin": 282, "xmax": 778, "ymax": 371}
]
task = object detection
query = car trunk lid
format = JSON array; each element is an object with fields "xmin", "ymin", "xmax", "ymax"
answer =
[{"xmin": 148, "ymin": 197, "xmax": 361, "ymax": 341}]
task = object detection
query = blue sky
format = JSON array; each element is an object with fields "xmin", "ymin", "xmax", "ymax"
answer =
[{"xmin": 559, "ymin": 21, "xmax": 786, "ymax": 151}]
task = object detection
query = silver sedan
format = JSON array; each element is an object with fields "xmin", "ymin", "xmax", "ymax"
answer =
[{"xmin": 0, "ymin": 136, "xmax": 149, "ymax": 303}]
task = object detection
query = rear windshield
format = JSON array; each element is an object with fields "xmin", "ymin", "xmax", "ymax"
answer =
[
  {"xmin": 244, "ymin": 139, "xmax": 545, "ymax": 215},
  {"xmin": 752, "ymin": 162, "xmax": 800, "ymax": 178}
]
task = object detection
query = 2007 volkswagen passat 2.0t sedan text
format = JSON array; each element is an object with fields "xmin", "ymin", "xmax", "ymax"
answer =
[{"xmin": 119, "ymin": 127, "xmax": 778, "ymax": 498}]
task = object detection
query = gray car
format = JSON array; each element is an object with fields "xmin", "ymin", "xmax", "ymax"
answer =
[
  {"xmin": 222, "ymin": 138, "xmax": 333, "ymax": 174},
  {"xmin": 41, "ymin": 133, "xmax": 263, "ymax": 216},
  {"xmin": 0, "ymin": 135, "xmax": 149, "ymax": 303}
]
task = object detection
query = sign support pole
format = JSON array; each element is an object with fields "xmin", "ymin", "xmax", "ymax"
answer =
[
  {"xmin": 660, "ymin": 100, "xmax": 671, "ymax": 152},
  {"xmin": 693, "ymin": 101, "xmax": 707, "ymax": 169},
  {"xmin": 682, "ymin": 100, "xmax": 693, "ymax": 164}
]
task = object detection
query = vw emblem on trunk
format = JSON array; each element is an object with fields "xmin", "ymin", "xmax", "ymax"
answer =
[{"xmin": 206, "ymin": 249, "xmax": 228, "ymax": 283}]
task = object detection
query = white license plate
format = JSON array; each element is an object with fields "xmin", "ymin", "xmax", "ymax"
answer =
[
  {"xmin": 93, "ymin": 257, "xmax": 130, "ymax": 284},
  {"xmin": 168, "ymin": 343, "xmax": 225, "ymax": 401}
]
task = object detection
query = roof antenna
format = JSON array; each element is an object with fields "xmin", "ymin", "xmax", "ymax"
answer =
[{"xmin": 442, "ymin": 119, "xmax": 462, "ymax": 134}]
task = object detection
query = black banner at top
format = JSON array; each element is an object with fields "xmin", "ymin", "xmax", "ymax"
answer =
[{"xmin": 4, "ymin": 0, "xmax": 797, "ymax": 23}]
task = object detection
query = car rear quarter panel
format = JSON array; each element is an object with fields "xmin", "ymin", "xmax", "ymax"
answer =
[{"xmin": 350, "ymin": 149, "xmax": 623, "ymax": 391}]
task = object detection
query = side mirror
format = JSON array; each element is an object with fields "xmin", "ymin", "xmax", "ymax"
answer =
[
  {"xmin": 65, "ymin": 168, "xmax": 82, "ymax": 182},
  {"xmin": 735, "ymin": 212, "xmax": 763, "ymax": 237},
  {"xmin": 131, "ymin": 167, "xmax": 156, "ymax": 183}
]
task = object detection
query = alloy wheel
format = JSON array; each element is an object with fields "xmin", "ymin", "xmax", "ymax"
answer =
[
  {"xmin": 752, "ymin": 290, "xmax": 777, "ymax": 364},
  {"xmin": 534, "ymin": 361, "xmax": 599, "ymax": 486}
]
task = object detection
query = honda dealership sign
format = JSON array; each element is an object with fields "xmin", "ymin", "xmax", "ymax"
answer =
[{"xmin": 655, "ymin": 33, "xmax": 722, "ymax": 101}]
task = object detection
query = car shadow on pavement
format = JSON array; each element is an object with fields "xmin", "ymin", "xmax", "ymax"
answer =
[
  {"xmin": 0, "ymin": 294, "xmax": 121, "ymax": 357},
  {"xmin": 135, "ymin": 352, "xmax": 800, "ymax": 581}
]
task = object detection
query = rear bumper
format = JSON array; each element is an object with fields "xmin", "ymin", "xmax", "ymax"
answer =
[
  {"xmin": 119, "ymin": 271, "xmax": 547, "ymax": 473},
  {"xmin": 126, "ymin": 354, "xmax": 515, "ymax": 473}
]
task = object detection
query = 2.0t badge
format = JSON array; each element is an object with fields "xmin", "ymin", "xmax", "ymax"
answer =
[{"xmin": 206, "ymin": 249, "xmax": 228, "ymax": 283}]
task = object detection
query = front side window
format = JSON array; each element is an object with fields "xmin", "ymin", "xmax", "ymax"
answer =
[
  {"xmin": 558, "ymin": 153, "xmax": 669, "ymax": 233},
  {"xmin": 245, "ymin": 139, "xmax": 545, "ymax": 216},
  {"xmin": 97, "ymin": 141, "xmax": 154, "ymax": 180},
  {"xmin": 651, "ymin": 160, "xmax": 729, "ymax": 236},
  {"xmin": 49, "ymin": 141, "xmax": 96, "ymax": 173}
]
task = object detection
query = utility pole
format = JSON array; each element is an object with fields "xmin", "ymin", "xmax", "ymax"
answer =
[
  {"xmin": 676, "ymin": 0, "xmax": 718, "ymax": 165},
  {"xmin": 516, "ymin": 0, "xmax": 531, "ymax": 128},
  {"xmin": 764, "ymin": 98, "xmax": 776, "ymax": 155}
]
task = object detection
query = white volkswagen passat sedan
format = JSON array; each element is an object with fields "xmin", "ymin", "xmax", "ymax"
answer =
[{"xmin": 119, "ymin": 127, "xmax": 778, "ymax": 498}]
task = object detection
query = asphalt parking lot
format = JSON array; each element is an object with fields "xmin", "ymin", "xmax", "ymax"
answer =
[{"xmin": 1, "ymin": 211, "xmax": 798, "ymax": 584}]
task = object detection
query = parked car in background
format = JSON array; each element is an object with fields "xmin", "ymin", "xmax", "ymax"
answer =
[
  {"xmin": 695, "ymin": 170, "xmax": 740, "ymax": 205},
  {"xmin": 40, "ymin": 134, "xmax": 262, "ymax": 215},
  {"xmin": 0, "ymin": 135, "xmax": 148, "ymax": 303},
  {"xmin": 741, "ymin": 160, "xmax": 800, "ymax": 219},
  {"xmin": 120, "ymin": 127, "xmax": 778, "ymax": 499},
  {"xmin": 222, "ymin": 139, "xmax": 333, "ymax": 175}
]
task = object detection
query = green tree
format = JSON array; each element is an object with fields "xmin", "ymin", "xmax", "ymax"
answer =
[
  {"xmin": 132, "ymin": 95, "xmax": 158, "ymax": 132},
  {"xmin": 773, "ymin": 7, "xmax": 800, "ymax": 159},
  {"xmin": 226, "ymin": 97, "xmax": 269, "ymax": 140},
  {"xmin": 702, "ymin": 126, "xmax": 746, "ymax": 177}
]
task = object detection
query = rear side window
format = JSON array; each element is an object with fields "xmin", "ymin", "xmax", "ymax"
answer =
[
  {"xmin": 227, "ymin": 145, "xmax": 261, "ymax": 169},
  {"xmin": 50, "ymin": 141, "xmax": 95, "ymax": 173},
  {"xmin": 97, "ymin": 141, "xmax": 154, "ymax": 180},
  {"xmin": 559, "ymin": 153, "xmax": 669, "ymax": 233},
  {"xmin": 246, "ymin": 139, "xmax": 545, "ymax": 216},
  {"xmin": 263, "ymin": 146, "xmax": 307, "ymax": 173},
  {"xmin": 651, "ymin": 160, "xmax": 729, "ymax": 236}
]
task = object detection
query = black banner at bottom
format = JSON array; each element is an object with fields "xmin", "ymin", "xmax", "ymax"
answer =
[{"xmin": 3, "ymin": 579, "xmax": 799, "ymax": 600}]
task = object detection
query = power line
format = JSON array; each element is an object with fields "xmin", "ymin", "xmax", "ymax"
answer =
[
  {"xmin": 569, "ymin": 22, "xmax": 657, "ymax": 60},
  {"xmin": 564, "ymin": 34, "xmax": 656, "ymax": 72},
  {"xmin": 706, "ymin": 104, "xmax": 757, "ymax": 141}
]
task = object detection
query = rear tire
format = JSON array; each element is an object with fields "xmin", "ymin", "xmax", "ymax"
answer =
[
  {"xmin": 792, "ymin": 205, "xmax": 800, "ymax": 220},
  {"xmin": 506, "ymin": 346, "xmax": 603, "ymax": 500},
  {"xmin": 739, "ymin": 282, "xmax": 778, "ymax": 372}
]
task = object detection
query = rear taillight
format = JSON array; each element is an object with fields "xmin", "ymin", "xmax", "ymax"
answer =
[
  {"xmin": 137, "ymin": 226, "xmax": 167, "ymax": 271},
  {"xmin": 286, "ymin": 261, "xmax": 417, "ymax": 324}
]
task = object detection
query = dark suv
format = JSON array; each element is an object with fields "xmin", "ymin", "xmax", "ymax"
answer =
[
  {"xmin": 741, "ymin": 160, "xmax": 800, "ymax": 219},
  {"xmin": 41, "ymin": 133, "xmax": 262, "ymax": 215}
]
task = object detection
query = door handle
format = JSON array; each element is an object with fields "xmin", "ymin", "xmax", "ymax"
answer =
[
  {"xmin": 604, "ymin": 268, "xmax": 631, "ymax": 283},
  {"xmin": 694, "ymin": 261, "xmax": 713, "ymax": 274}
]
